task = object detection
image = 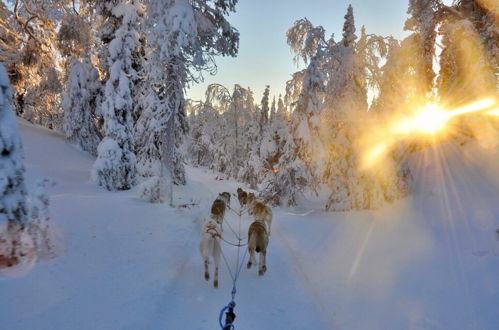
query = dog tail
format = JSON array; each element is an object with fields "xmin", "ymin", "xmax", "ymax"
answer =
[{"xmin": 256, "ymin": 246, "xmax": 261, "ymax": 253}]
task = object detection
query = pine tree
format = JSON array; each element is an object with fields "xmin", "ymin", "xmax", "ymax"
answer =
[
  {"xmin": 260, "ymin": 85, "xmax": 270, "ymax": 133},
  {"xmin": 343, "ymin": 4, "xmax": 357, "ymax": 47},
  {"xmin": 322, "ymin": 5, "xmax": 374, "ymax": 211},
  {"xmin": 0, "ymin": 63, "xmax": 32, "ymax": 268},
  {"xmin": 270, "ymin": 96, "xmax": 276, "ymax": 123},
  {"xmin": 290, "ymin": 51, "xmax": 326, "ymax": 189},
  {"xmin": 276, "ymin": 94, "xmax": 287, "ymax": 120},
  {"xmin": 62, "ymin": 59, "xmax": 102, "ymax": 156},
  {"xmin": 0, "ymin": 64, "xmax": 27, "ymax": 224},
  {"xmin": 286, "ymin": 17, "xmax": 328, "ymax": 189},
  {"xmin": 92, "ymin": 0, "xmax": 143, "ymax": 191}
]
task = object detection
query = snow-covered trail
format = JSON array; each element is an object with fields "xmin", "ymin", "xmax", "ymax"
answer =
[
  {"xmin": 149, "ymin": 166, "xmax": 333, "ymax": 329},
  {"xmin": 1, "ymin": 120, "xmax": 332, "ymax": 329},
  {"xmin": 1, "ymin": 120, "xmax": 498, "ymax": 330}
]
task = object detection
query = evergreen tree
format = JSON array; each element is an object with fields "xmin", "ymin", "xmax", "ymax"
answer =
[
  {"xmin": 343, "ymin": 4, "xmax": 357, "ymax": 47},
  {"xmin": 62, "ymin": 59, "xmax": 102, "ymax": 156},
  {"xmin": 276, "ymin": 94, "xmax": 287, "ymax": 120},
  {"xmin": 92, "ymin": 0, "xmax": 143, "ymax": 191},
  {"xmin": 0, "ymin": 63, "xmax": 32, "ymax": 269},
  {"xmin": 260, "ymin": 85, "xmax": 270, "ymax": 133},
  {"xmin": 270, "ymin": 96, "xmax": 276, "ymax": 123},
  {"xmin": 290, "ymin": 51, "xmax": 326, "ymax": 189},
  {"xmin": 0, "ymin": 64, "xmax": 27, "ymax": 224}
]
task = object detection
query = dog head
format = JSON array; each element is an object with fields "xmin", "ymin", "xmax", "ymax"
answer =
[
  {"xmin": 247, "ymin": 193, "xmax": 257, "ymax": 215},
  {"xmin": 211, "ymin": 198, "xmax": 226, "ymax": 221},
  {"xmin": 219, "ymin": 192, "xmax": 231, "ymax": 206},
  {"xmin": 237, "ymin": 187, "xmax": 248, "ymax": 206}
]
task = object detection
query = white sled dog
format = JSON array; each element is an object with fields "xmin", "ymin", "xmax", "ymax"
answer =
[
  {"xmin": 246, "ymin": 193, "xmax": 272, "ymax": 236},
  {"xmin": 200, "ymin": 217, "xmax": 222, "ymax": 288},
  {"xmin": 210, "ymin": 192, "xmax": 231, "ymax": 230},
  {"xmin": 247, "ymin": 219, "xmax": 269, "ymax": 276}
]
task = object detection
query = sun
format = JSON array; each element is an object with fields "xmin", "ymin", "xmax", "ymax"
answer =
[{"xmin": 392, "ymin": 103, "xmax": 450, "ymax": 136}]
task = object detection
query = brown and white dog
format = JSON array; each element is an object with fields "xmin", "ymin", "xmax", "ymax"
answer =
[
  {"xmin": 199, "ymin": 217, "xmax": 222, "ymax": 288},
  {"xmin": 210, "ymin": 192, "xmax": 231, "ymax": 230},
  {"xmin": 236, "ymin": 187, "xmax": 248, "ymax": 208},
  {"xmin": 246, "ymin": 193, "xmax": 272, "ymax": 236},
  {"xmin": 247, "ymin": 219, "xmax": 269, "ymax": 276}
]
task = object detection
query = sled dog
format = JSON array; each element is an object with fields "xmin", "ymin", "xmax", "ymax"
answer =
[
  {"xmin": 246, "ymin": 193, "xmax": 273, "ymax": 236},
  {"xmin": 236, "ymin": 187, "xmax": 248, "ymax": 208},
  {"xmin": 199, "ymin": 217, "xmax": 222, "ymax": 288},
  {"xmin": 210, "ymin": 192, "xmax": 230, "ymax": 229},
  {"xmin": 247, "ymin": 219, "xmax": 269, "ymax": 276}
]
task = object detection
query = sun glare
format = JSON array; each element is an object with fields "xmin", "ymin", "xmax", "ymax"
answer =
[
  {"xmin": 486, "ymin": 109, "xmax": 499, "ymax": 116},
  {"xmin": 391, "ymin": 103, "xmax": 449, "ymax": 136},
  {"xmin": 451, "ymin": 98, "xmax": 496, "ymax": 116},
  {"xmin": 363, "ymin": 141, "xmax": 390, "ymax": 168},
  {"xmin": 361, "ymin": 98, "xmax": 498, "ymax": 170}
]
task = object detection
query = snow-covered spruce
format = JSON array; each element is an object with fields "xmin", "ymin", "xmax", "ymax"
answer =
[
  {"xmin": 0, "ymin": 63, "xmax": 34, "ymax": 269},
  {"xmin": 92, "ymin": 0, "xmax": 142, "ymax": 191},
  {"xmin": 0, "ymin": 64, "xmax": 27, "ymax": 224},
  {"xmin": 62, "ymin": 59, "xmax": 102, "ymax": 156},
  {"xmin": 259, "ymin": 114, "xmax": 309, "ymax": 206}
]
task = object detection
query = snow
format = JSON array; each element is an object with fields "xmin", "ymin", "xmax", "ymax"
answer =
[{"xmin": 1, "ymin": 119, "xmax": 498, "ymax": 329}]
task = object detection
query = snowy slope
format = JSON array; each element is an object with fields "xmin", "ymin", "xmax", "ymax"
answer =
[{"xmin": 1, "ymin": 119, "xmax": 498, "ymax": 330}]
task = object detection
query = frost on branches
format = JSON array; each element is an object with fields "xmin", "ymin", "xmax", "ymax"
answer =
[{"xmin": 92, "ymin": 0, "xmax": 141, "ymax": 191}]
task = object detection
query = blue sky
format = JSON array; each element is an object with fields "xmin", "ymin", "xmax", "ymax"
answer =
[{"xmin": 186, "ymin": 0, "xmax": 412, "ymax": 102}]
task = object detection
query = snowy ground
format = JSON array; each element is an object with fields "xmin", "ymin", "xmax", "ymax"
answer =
[{"xmin": 1, "ymin": 119, "xmax": 498, "ymax": 330}]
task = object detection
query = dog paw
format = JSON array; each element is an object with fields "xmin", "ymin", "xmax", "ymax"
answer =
[
  {"xmin": 262, "ymin": 265, "xmax": 267, "ymax": 272},
  {"xmin": 258, "ymin": 269, "xmax": 264, "ymax": 276},
  {"xmin": 214, "ymin": 280, "xmax": 218, "ymax": 288},
  {"xmin": 205, "ymin": 272, "xmax": 209, "ymax": 281},
  {"xmin": 247, "ymin": 262, "xmax": 252, "ymax": 269}
]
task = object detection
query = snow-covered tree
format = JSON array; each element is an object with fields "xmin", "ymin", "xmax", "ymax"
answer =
[
  {"xmin": 62, "ymin": 59, "xmax": 102, "ymax": 156},
  {"xmin": 0, "ymin": 63, "xmax": 32, "ymax": 269},
  {"xmin": 290, "ymin": 51, "xmax": 326, "ymax": 189},
  {"xmin": 343, "ymin": 4, "xmax": 357, "ymax": 47},
  {"xmin": 260, "ymin": 109, "xmax": 309, "ymax": 206},
  {"xmin": 92, "ymin": 0, "xmax": 142, "ymax": 191},
  {"xmin": 319, "ymin": 5, "xmax": 405, "ymax": 211},
  {"xmin": 269, "ymin": 96, "xmax": 276, "ymax": 123},
  {"xmin": 259, "ymin": 85, "xmax": 270, "ymax": 133},
  {"xmin": 404, "ymin": 0, "xmax": 440, "ymax": 94},
  {"xmin": 276, "ymin": 94, "xmax": 287, "ymax": 120},
  {"xmin": 437, "ymin": 7, "xmax": 496, "ymax": 104},
  {"xmin": 0, "ymin": 64, "xmax": 27, "ymax": 224},
  {"xmin": 1, "ymin": 0, "xmax": 72, "ymax": 129},
  {"xmin": 137, "ymin": 0, "xmax": 239, "ymax": 202}
]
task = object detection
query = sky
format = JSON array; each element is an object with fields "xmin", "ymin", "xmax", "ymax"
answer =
[{"xmin": 186, "ymin": 0, "xmax": 412, "ymax": 103}]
